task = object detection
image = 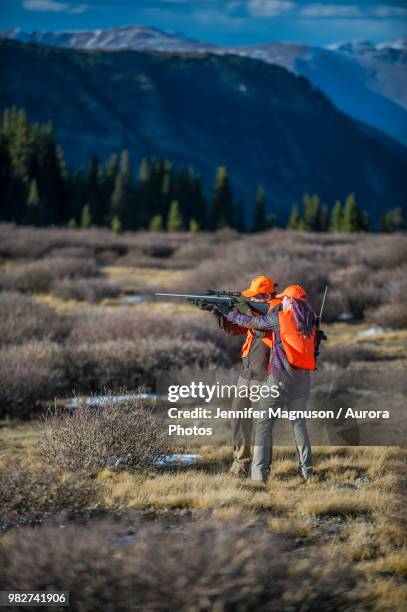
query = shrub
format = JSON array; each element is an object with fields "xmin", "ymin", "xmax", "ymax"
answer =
[
  {"xmin": 319, "ymin": 344, "xmax": 379, "ymax": 367},
  {"xmin": 48, "ymin": 246, "xmax": 94, "ymax": 260},
  {"xmin": 0, "ymin": 342, "xmax": 66, "ymax": 419},
  {"xmin": 342, "ymin": 283, "xmax": 383, "ymax": 319},
  {"xmin": 0, "ymin": 519, "xmax": 358, "ymax": 611},
  {"xmin": 0, "ymin": 334, "xmax": 227, "ymax": 418},
  {"xmin": 66, "ymin": 308, "xmax": 239, "ymax": 364},
  {"xmin": 52, "ymin": 278, "xmax": 120, "ymax": 303},
  {"xmin": 366, "ymin": 303, "xmax": 407, "ymax": 329},
  {"xmin": 64, "ymin": 339, "xmax": 226, "ymax": 391},
  {"xmin": 0, "ymin": 460, "xmax": 98, "ymax": 525},
  {"xmin": 361, "ymin": 234, "xmax": 407, "ymax": 270},
  {"xmin": 0, "ymin": 257, "xmax": 100, "ymax": 294},
  {"xmin": 0, "ymin": 292, "xmax": 70, "ymax": 345},
  {"xmin": 40, "ymin": 394, "xmax": 171, "ymax": 472}
]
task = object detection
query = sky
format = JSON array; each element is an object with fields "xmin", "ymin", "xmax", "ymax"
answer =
[{"xmin": 1, "ymin": 0, "xmax": 407, "ymax": 46}]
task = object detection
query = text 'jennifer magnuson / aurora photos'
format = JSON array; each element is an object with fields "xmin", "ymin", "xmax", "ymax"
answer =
[{"xmin": 156, "ymin": 368, "xmax": 407, "ymax": 445}]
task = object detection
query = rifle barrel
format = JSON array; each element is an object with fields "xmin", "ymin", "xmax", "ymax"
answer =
[
  {"xmin": 155, "ymin": 293, "xmax": 232, "ymax": 300},
  {"xmin": 319, "ymin": 286, "xmax": 328, "ymax": 323}
]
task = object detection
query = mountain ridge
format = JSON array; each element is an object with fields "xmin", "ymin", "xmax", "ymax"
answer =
[
  {"xmin": 2, "ymin": 25, "xmax": 406, "ymax": 145},
  {"xmin": 0, "ymin": 38, "xmax": 405, "ymax": 225}
]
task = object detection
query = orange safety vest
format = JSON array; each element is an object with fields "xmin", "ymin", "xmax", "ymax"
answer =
[
  {"xmin": 277, "ymin": 309, "xmax": 317, "ymax": 370},
  {"xmin": 241, "ymin": 298, "xmax": 281, "ymax": 357}
]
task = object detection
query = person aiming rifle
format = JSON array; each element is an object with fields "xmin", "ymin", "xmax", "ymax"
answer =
[
  {"xmin": 190, "ymin": 275, "xmax": 282, "ymax": 478},
  {"xmin": 216, "ymin": 284, "xmax": 328, "ymax": 482}
]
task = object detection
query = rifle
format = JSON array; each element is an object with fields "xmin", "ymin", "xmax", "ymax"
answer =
[
  {"xmin": 155, "ymin": 290, "xmax": 270, "ymax": 315},
  {"xmin": 315, "ymin": 285, "xmax": 328, "ymax": 359}
]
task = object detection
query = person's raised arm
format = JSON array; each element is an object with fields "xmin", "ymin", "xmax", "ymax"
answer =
[{"xmin": 215, "ymin": 304, "xmax": 280, "ymax": 332}]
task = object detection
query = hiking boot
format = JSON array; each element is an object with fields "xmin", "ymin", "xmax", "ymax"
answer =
[
  {"xmin": 300, "ymin": 467, "xmax": 314, "ymax": 481},
  {"xmin": 230, "ymin": 460, "xmax": 251, "ymax": 479}
]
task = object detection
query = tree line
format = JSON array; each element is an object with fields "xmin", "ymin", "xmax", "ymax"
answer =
[{"xmin": 0, "ymin": 107, "xmax": 404, "ymax": 233}]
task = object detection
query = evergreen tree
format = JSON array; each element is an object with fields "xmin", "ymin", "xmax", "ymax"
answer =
[
  {"xmin": 161, "ymin": 160, "xmax": 171, "ymax": 197},
  {"xmin": 120, "ymin": 149, "xmax": 132, "ymax": 184},
  {"xmin": 111, "ymin": 215, "xmax": 122, "ymax": 234},
  {"xmin": 110, "ymin": 174, "xmax": 126, "ymax": 222},
  {"xmin": 138, "ymin": 157, "xmax": 150, "ymax": 183},
  {"xmin": 210, "ymin": 166, "xmax": 234, "ymax": 230},
  {"xmin": 342, "ymin": 193, "xmax": 363, "ymax": 232},
  {"xmin": 380, "ymin": 208, "xmax": 405, "ymax": 232},
  {"xmin": 67, "ymin": 169, "xmax": 85, "ymax": 224},
  {"xmin": 167, "ymin": 200, "xmax": 184, "ymax": 232},
  {"xmin": 80, "ymin": 204, "xmax": 91, "ymax": 229},
  {"xmin": 267, "ymin": 212, "xmax": 277, "ymax": 229},
  {"xmin": 25, "ymin": 178, "xmax": 40, "ymax": 224},
  {"xmin": 173, "ymin": 167, "xmax": 192, "ymax": 226},
  {"xmin": 303, "ymin": 194, "xmax": 321, "ymax": 231},
  {"xmin": 320, "ymin": 205, "xmax": 329, "ymax": 232},
  {"xmin": 330, "ymin": 200, "xmax": 343, "ymax": 232},
  {"xmin": 189, "ymin": 218, "xmax": 200, "ymax": 233},
  {"xmin": 190, "ymin": 175, "xmax": 207, "ymax": 230},
  {"xmin": 115, "ymin": 150, "xmax": 134, "ymax": 228},
  {"xmin": 149, "ymin": 214, "xmax": 164, "ymax": 231},
  {"xmin": 360, "ymin": 211, "xmax": 370, "ymax": 232},
  {"xmin": 252, "ymin": 185, "xmax": 266, "ymax": 232},
  {"xmin": 99, "ymin": 153, "xmax": 118, "ymax": 224},
  {"xmin": 287, "ymin": 205, "xmax": 301, "ymax": 230},
  {"xmin": 86, "ymin": 155, "xmax": 101, "ymax": 223},
  {"xmin": 26, "ymin": 178, "xmax": 40, "ymax": 208}
]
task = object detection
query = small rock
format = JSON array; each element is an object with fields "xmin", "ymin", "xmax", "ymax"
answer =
[
  {"xmin": 355, "ymin": 476, "xmax": 370, "ymax": 488},
  {"xmin": 330, "ymin": 482, "xmax": 355, "ymax": 490},
  {"xmin": 358, "ymin": 327, "xmax": 391, "ymax": 337}
]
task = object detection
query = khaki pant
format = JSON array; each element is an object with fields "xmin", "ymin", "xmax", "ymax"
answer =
[
  {"xmin": 252, "ymin": 371, "xmax": 313, "ymax": 482},
  {"xmin": 230, "ymin": 375, "xmax": 263, "ymax": 477}
]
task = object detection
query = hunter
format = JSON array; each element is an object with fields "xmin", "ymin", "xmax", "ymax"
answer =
[
  {"xmin": 218, "ymin": 284, "xmax": 319, "ymax": 482},
  {"xmin": 195, "ymin": 275, "xmax": 281, "ymax": 477}
]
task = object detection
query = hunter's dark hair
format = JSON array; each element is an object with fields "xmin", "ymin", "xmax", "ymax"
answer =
[{"xmin": 291, "ymin": 299, "xmax": 315, "ymax": 337}]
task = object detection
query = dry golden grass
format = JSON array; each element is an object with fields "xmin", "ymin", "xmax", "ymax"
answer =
[
  {"xmin": 364, "ymin": 577, "xmax": 407, "ymax": 612},
  {"xmin": 0, "ymin": 421, "xmax": 42, "ymax": 467},
  {"xmin": 34, "ymin": 294, "xmax": 89, "ymax": 312},
  {"xmin": 2, "ymin": 425, "xmax": 406, "ymax": 609},
  {"xmin": 1, "ymin": 317, "xmax": 406, "ymax": 610}
]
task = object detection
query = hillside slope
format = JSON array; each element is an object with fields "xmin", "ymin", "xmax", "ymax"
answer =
[
  {"xmin": 3, "ymin": 27, "xmax": 407, "ymax": 144},
  {"xmin": 0, "ymin": 39, "xmax": 405, "ymax": 222}
]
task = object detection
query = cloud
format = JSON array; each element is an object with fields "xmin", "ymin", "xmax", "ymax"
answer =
[
  {"xmin": 374, "ymin": 5, "xmax": 407, "ymax": 17},
  {"xmin": 248, "ymin": 0, "xmax": 295, "ymax": 18},
  {"xmin": 23, "ymin": 0, "xmax": 88, "ymax": 13},
  {"xmin": 299, "ymin": 3, "xmax": 407, "ymax": 19},
  {"xmin": 23, "ymin": 0, "xmax": 70, "ymax": 11},
  {"xmin": 300, "ymin": 4, "xmax": 362, "ymax": 18},
  {"xmin": 69, "ymin": 3, "xmax": 88, "ymax": 13},
  {"xmin": 191, "ymin": 8, "xmax": 245, "ymax": 28}
]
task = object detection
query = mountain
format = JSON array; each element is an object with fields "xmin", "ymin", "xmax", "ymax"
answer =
[
  {"xmin": 1, "ymin": 25, "xmax": 217, "ymax": 52},
  {"xmin": 331, "ymin": 39, "xmax": 407, "ymax": 113},
  {"xmin": 2, "ymin": 26, "xmax": 407, "ymax": 145},
  {"xmin": 0, "ymin": 39, "xmax": 405, "ymax": 224}
]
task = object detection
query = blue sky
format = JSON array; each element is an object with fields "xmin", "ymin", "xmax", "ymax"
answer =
[{"xmin": 1, "ymin": 1, "xmax": 406, "ymax": 46}]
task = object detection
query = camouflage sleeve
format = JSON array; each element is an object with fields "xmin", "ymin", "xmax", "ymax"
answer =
[
  {"xmin": 225, "ymin": 309, "xmax": 280, "ymax": 332},
  {"xmin": 214, "ymin": 312, "xmax": 247, "ymax": 336}
]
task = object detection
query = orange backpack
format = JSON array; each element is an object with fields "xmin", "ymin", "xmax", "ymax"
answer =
[{"xmin": 278, "ymin": 309, "xmax": 316, "ymax": 370}]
